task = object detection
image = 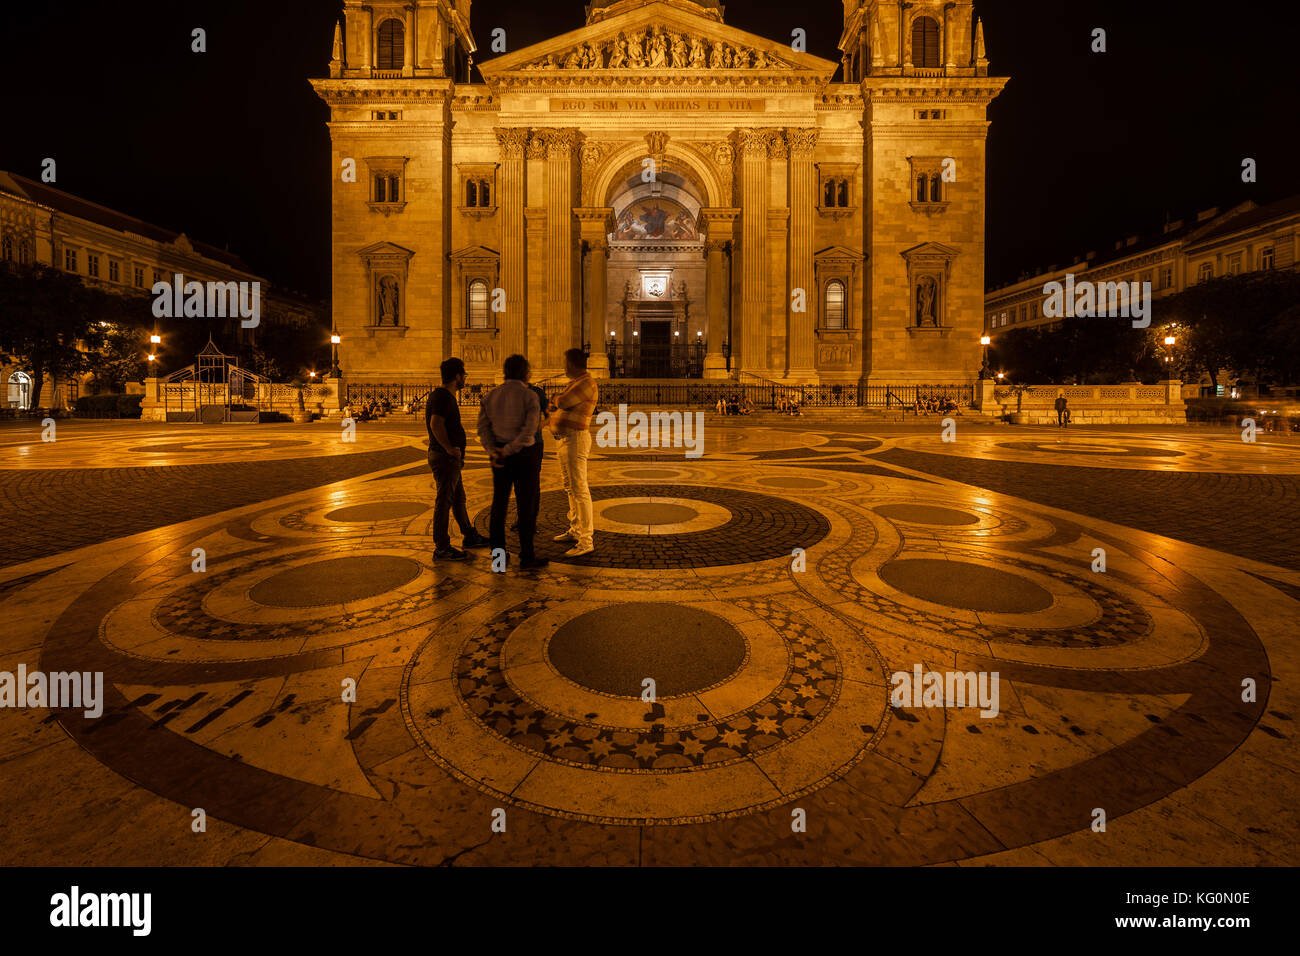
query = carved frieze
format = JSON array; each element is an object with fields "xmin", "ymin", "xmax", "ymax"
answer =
[{"xmin": 521, "ymin": 28, "xmax": 792, "ymax": 71}]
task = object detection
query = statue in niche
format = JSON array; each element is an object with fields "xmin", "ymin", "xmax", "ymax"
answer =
[
  {"xmin": 608, "ymin": 34, "xmax": 628, "ymax": 68},
  {"xmin": 916, "ymin": 275, "xmax": 938, "ymax": 327},
  {"xmin": 649, "ymin": 28, "xmax": 668, "ymax": 68},
  {"xmin": 689, "ymin": 36, "xmax": 706, "ymax": 67},
  {"xmin": 378, "ymin": 275, "xmax": 400, "ymax": 326},
  {"xmin": 627, "ymin": 30, "xmax": 645, "ymax": 68},
  {"xmin": 709, "ymin": 40, "xmax": 725, "ymax": 68},
  {"xmin": 671, "ymin": 33, "xmax": 688, "ymax": 68}
]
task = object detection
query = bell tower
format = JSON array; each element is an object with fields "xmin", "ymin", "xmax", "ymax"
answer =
[
  {"xmin": 334, "ymin": 0, "xmax": 477, "ymax": 80},
  {"xmin": 839, "ymin": 0, "xmax": 986, "ymax": 82}
]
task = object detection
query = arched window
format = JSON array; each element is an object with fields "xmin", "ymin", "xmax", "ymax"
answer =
[
  {"xmin": 7, "ymin": 371, "xmax": 32, "ymax": 410},
  {"xmin": 468, "ymin": 280, "xmax": 489, "ymax": 329},
  {"xmin": 477, "ymin": 180, "xmax": 490, "ymax": 207},
  {"xmin": 837, "ymin": 180, "xmax": 848, "ymax": 206},
  {"xmin": 376, "ymin": 18, "xmax": 405, "ymax": 71},
  {"xmin": 824, "ymin": 280, "xmax": 845, "ymax": 330},
  {"xmin": 825, "ymin": 180, "xmax": 836, "ymax": 207},
  {"xmin": 929, "ymin": 174, "xmax": 942, "ymax": 202},
  {"xmin": 1, "ymin": 234, "xmax": 11, "ymax": 261},
  {"xmin": 911, "ymin": 16, "xmax": 940, "ymax": 68},
  {"xmin": 917, "ymin": 175, "xmax": 927, "ymax": 203},
  {"xmin": 467, "ymin": 180, "xmax": 479, "ymax": 207}
]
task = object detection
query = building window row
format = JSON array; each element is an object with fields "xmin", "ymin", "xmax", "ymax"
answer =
[{"xmin": 823, "ymin": 178, "xmax": 850, "ymax": 208}]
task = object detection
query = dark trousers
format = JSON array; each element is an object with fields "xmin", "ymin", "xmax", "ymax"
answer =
[
  {"xmin": 429, "ymin": 447, "xmax": 473, "ymax": 549},
  {"xmin": 1057, "ymin": 409, "xmax": 1067, "ymax": 426},
  {"xmin": 524, "ymin": 441, "xmax": 544, "ymax": 525},
  {"xmin": 490, "ymin": 448, "xmax": 540, "ymax": 561}
]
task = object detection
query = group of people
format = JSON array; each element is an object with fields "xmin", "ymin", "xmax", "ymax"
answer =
[
  {"xmin": 775, "ymin": 395, "xmax": 802, "ymax": 416},
  {"xmin": 340, "ymin": 397, "xmax": 391, "ymax": 422},
  {"xmin": 714, "ymin": 395, "xmax": 755, "ymax": 416},
  {"xmin": 912, "ymin": 393, "xmax": 959, "ymax": 415},
  {"xmin": 426, "ymin": 348, "xmax": 597, "ymax": 572}
]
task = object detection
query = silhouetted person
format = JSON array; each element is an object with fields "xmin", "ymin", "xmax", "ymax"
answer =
[
  {"xmin": 1055, "ymin": 393, "xmax": 1069, "ymax": 427},
  {"xmin": 478, "ymin": 354, "xmax": 546, "ymax": 571},
  {"xmin": 428, "ymin": 358, "xmax": 488, "ymax": 560}
]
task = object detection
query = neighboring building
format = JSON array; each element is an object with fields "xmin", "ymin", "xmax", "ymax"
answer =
[
  {"xmin": 0, "ymin": 171, "xmax": 326, "ymax": 409},
  {"xmin": 984, "ymin": 193, "xmax": 1300, "ymax": 337},
  {"xmin": 311, "ymin": 0, "xmax": 1006, "ymax": 386}
]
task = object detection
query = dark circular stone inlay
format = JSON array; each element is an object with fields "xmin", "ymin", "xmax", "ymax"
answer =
[
  {"xmin": 758, "ymin": 476, "xmax": 829, "ymax": 489},
  {"xmin": 602, "ymin": 502, "xmax": 699, "ymax": 525},
  {"xmin": 547, "ymin": 603, "xmax": 745, "ymax": 697},
  {"xmin": 874, "ymin": 504, "xmax": 980, "ymax": 526},
  {"xmin": 878, "ymin": 558, "xmax": 1053, "ymax": 613},
  {"xmin": 131, "ymin": 439, "xmax": 311, "ymax": 455},
  {"xmin": 621, "ymin": 468, "xmax": 682, "ymax": 479},
  {"xmin": 999, "ymin": 441, "xmax": 1183, "ymax": 458},
  {"xmin": 325, "ymin": 501, "xmax": 428, "ymax": 523},
  {"xmin": 249, "ymin": 555, "xmax": 421, "ymax": 608}
]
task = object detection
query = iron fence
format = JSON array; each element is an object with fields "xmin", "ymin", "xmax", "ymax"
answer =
[
  {"xmin": 607, "ymin": 343, "xmax": 705, "ymax": 379},
  {"xmin": 345, "ymin": 380, "xmax": 973, "ymax": 411}
]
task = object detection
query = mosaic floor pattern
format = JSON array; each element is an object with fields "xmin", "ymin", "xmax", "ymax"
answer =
[{"xmin": 1, "ymin": 423, "xmax": 1297, "ymax": 865}]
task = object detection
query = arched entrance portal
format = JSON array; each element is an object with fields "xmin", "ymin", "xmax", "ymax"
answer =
[{"xmin": 591, "ymin": 151, "xmax": 731, "ymax": 379}]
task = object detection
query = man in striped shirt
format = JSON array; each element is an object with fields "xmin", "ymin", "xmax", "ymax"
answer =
[{"xmin": 547, "ymin": 348, "xmax": 598, "ymax": 557}]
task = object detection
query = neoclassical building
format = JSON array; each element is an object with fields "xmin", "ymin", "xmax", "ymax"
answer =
[{"xmin": 312, "ymin": 0, "xmax": 1006, "ymax": 383}]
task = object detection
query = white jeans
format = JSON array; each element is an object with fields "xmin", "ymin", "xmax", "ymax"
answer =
[{"xmin": 555, "ymin": 430, "xmax": 593, "ymax": 548}]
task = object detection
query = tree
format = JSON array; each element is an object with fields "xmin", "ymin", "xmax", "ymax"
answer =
[
  {"xmin": 1155, "ymin": 271, "xmax": 1300, "ymax": 387},
  {"xmin": 0, "ymin": 264, "xmax": 100, "ymax": 410}
]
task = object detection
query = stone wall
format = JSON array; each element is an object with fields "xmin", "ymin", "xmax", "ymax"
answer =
[{"xmin": 976, "ymin": 380, "xmax": 1186, "ymax": 424}]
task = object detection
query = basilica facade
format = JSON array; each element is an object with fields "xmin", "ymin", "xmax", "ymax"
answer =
[{"xmin": 311, "ymin": 0, "xmax": 1006, "ymax": 384}]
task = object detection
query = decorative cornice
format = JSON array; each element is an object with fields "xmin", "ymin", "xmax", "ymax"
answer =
[
  {"xmin": 786, "ymin": 128, "xmax": 819, "ymax": 154},
  {"xmin": 494, "ymin": 127, "xmax": 530, "ymax": 155}
]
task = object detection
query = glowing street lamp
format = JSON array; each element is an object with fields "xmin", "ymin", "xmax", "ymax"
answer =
[
  {"xmin": 979, "ymin": 335, "xmax": 992, "ymax": 379},
  {"xmin": 149, "ymin": 334, "xmax": 161, "ymax": 345},
  {"xmin": 330, "ymin": 333, "xmax": 342, "ymax": 378},
  {"xmin": 1163, "ymin": 335, "xmax": 1176, "ymax": 346}
]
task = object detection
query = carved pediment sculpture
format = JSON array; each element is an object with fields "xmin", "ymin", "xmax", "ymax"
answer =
[{"xmin": 521, "ymin": 27, "xmax": 794, "ymax": 71}]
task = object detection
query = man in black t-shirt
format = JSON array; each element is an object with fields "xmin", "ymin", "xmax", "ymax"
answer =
[{"xmin": 427, "ymin": 357, "xmax": 489, "ymax": 560}]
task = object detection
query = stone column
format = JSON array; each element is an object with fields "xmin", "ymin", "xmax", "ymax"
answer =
[
  {"xmin": 575, "ymin": 208, "xmax": 613, "ymax": 378},
  {"xmin": 735, "ymin": 129, "xmax": 770, "ymax": 376},
  {"xmin": 494, "ymin": 128, "xmax": 530, "ymax": 362},
  {"xmin": 700, "ymin": 208, "xmax": 739, "ymax": 379},
  {"xmin": 361, "ymin": 6, "xmax": 374, "ymax": 70},
  {"xmin": 786, "ymin": 128, "xmax": 818, "ymax": 383},
  {"xmin": 541, "ymin": 128, "xmax": 579, "ymax": 376},
  {"xmin": 401, "ymin": 5, "xmax": 414, "ymax": 75}
]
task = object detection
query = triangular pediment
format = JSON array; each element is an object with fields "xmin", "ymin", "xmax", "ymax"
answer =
[
  {"xmin": 815, "ymin": 244, "xmax": 864, "ymax": 261},
  {"xmin": 448, "ymin": 244, "xmax": 500, "ymax": 261},
  {"xmin": 478, "ymin": 1, "xmax": 836, "ymax": 83},
  {"xmin": 900, "ymin": 241, "xmax": 960, "ymax": 261},
  {"xmin": 356, "ymin": 241, "xmax": 415, "ymax": 260}
]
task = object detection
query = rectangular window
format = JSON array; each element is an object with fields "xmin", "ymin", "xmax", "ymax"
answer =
[
  {"xmin": 1160, "ymin": 266, "xmax": 1173, "ymax": 289},
  {"xmin": 374, "ymin": 175, "xmax": 386, "ymax": 203},
  {"xmin": 109, "ymin": 260, "xmax": 119, "ymax": 282},
  {"xmin": 134, "ymin": 265, "xmax": 144, "ymax": 287},
  {"xmin": 153, "ymin": 270, "xmax": 163, "ymax": 286},
  {"xmin": 64, "ymin": 248, "xmax": 77, "ymax": 272},
  {"xmin": 1198, "ymin": 262, "xmax": 1213, "ymax": 283},
  {"xmin": 1227, "ymin": 253, "xmax": 1242, "ymax": 275},
  {"xmin": 87, "ymin": 254, "xmax": 99, "ymax": 278},
  {"xmin": 1261, "ymin": 246, "xmax": 1275, "ymax": 270}
]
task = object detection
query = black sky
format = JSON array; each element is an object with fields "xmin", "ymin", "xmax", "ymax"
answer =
[{"xmin": 3, "ymin": 0, "xmax": 1294, "ymax": 300}]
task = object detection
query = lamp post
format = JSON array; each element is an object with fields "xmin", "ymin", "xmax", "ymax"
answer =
[
  {"xmin": 980, "ymin": 335, "xmax": 991, "ymax": 379},
  {"xmin": 330, "ymin": 334, "xmax": 341, "ymax": 378},
  {"xmin": 1163, "ymin": 333, "xmax": 1176, "ymax": 368}
]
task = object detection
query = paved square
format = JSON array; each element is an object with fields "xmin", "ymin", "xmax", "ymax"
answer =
[{"xmin": 1, "ymin": 419, "xmax": 1297, "ymax": 865}]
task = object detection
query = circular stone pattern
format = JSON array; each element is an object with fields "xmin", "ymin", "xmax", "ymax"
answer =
[
  {"xmin": 601, "ymin": 502, "xmax": 699, "ymax": 525},
  {"xmin": 475, "ymin": 483, "xmax": 831, "ymax": 569},
  {"xmin": 756, "ymin": 476, "xmax": 830, "ymax": 490},
  {"xmin": 130, "ymin": 439, "xmax": 312, "ymax": 455},
  {"xmin": 249, "ymin": 555, "xmax": 422, "ymax": 608},
  {"xmin": 547, "ymin": 603, "xmax": 746, "ymax": 697},
  {"xmin": 874, "ymin": 503, "xmax": 980, "ymax": 526},
  {"xmin": 620, "ymin": 468, "xmax": 684, "ymax": 479},
  {"xmin": 325, "ymin": 501, "xmax": 429, "ymax": 523},
  {"xmin": 999, "ymin": 441, "xmax": 1183, "ymax": 458},
  {"xmin": 878, "ymin": 558, "xmax": 1054, "ymax": 613}
]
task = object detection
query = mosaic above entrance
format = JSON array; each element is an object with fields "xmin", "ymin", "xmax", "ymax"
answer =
[{"xmin": 614, "ymin": 199, "xmax": 698, "ymax": 241}]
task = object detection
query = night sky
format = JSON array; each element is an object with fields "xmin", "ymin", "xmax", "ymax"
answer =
[{"xmin": 3, "ymin": 0, "xmax": 1293, "ymax": 301}]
